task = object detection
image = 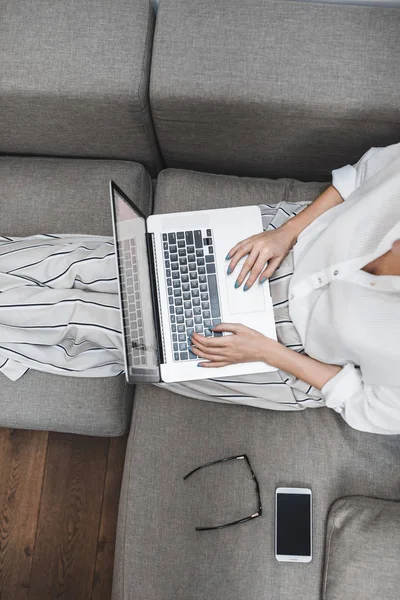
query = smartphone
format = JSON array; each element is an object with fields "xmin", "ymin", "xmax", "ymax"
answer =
[{"xmin": 275, "ymin": 487, "xmax": 312, "ymax": 563}]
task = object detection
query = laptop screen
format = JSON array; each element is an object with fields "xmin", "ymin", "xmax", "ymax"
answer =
[{"xmin": 110, "ymin": 182, "xmax": 160, "ymax": 383}]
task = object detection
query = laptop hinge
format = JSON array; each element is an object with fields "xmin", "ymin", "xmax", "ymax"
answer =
[{"xmin": 146, "ymin": 232, "xmax": 166, "ymax": 366}]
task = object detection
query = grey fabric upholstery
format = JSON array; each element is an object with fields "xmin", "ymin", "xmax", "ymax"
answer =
[
  {"xmin": 154, "ymin": 168, "xmax": 329, "ymax": 214},
  {"xmin": 112, "ymin": 168, "xmax": 400, "ymax": 597},
  {"xmin": 0, "ymin": 0, "xmax": 162, "ymax": 176},
  {"xmin": 323, "ymin": 497, "xmax": 400, "ymax": 600},
  {"xmin": 151, "ymin": 0, "xmax": 400, "ymax": 180},
  {"xmin": 112, "ymin": 387, "xmax": 400, "ymax": 600},
  {"xmin": 0, "ymin": 157, "xmax": 152, "ymax": 436}
]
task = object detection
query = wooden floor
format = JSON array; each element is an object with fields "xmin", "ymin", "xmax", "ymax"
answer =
[{"xmin": 0, "ymin": 428, "xmax": 127, "ymax": 600}]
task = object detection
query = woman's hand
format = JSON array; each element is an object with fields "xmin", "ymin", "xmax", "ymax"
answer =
[
  {"xmin": 226, "ymin": 223, "xmax": 297, "ymax": 290},
  {"xmin": 190, "ymin": 323, "xmax": 282, "ymax": 368}
]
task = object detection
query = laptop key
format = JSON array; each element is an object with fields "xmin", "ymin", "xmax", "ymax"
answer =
[
  {"xmin": 189, "ymin": 350, "xmax": 197, "ymax": 360},
  {"xmin": 212, "ymin": 319, "xmax": 221, "ymax": 327},
  {"xmin": 182, "ymin": 276, "xmax": 189, "ymax": 285},
  {"xmin": 190, "ymin": 272, "xmax": 197, "ymax": 280},
  {"xmin": 172, "ymin": 271, "xmax": 180, "ymax": 279},
  {"xmin": 179, "ymin": 249, "xmax": 186, "ymax": 257},
  {"xmin": 178, "ymin": 332, "xmax": 186, "ymax": 339},
  {"xmin": 205, "ymin": 255, "xmax": 214, "ymax": 263},
  {"xmin": 163, "ymin": 234, "xmax": 168, "ymax": 241},
  {"xmin": 165, "ymin": 260, "xmax": 170, "ymax": 268},
  {"xmin": 208, "ymin": 273, "xmax": 221, "ymax": 318},
  {"xmin": 186, "ymin": 319, "xmax": 194, "ymax": 327},
  {"xmin": 179, "ymin": 343, "xmax": 187, "ymax": 351},
  {"xmin": 178, "ymin": 240, "xmax": 185, "ymax": 248},
  {"xmin": 192, "ymin": 289, "xmax": 200, "ymax": 297},
  {"xmin": 187, "ymin": 245, "xmax": 195, "ymax": 254},
  {"xmin": 198, "ymin": 266, "xmax": 206, "ymax": 275},
  {"xmin": 194, "ymin": 230, "xmax": 203, "ymax": 248},
  {"xmin": 177, "ymin": 232, "xmax": 185, "ymax": 240},
  {"xmin": 183, "ymin": 292, "xmax": 191, "ymax": 300},
  {"xmin": 170, "ymin": 245, "xmax": 177, "ymax": 253},
  {"xmin": 176, "ymin": 307, "xmax": 184, "ymax": 315},
  {"xmin": 179, "ymin": 257, "xmax": 187, "ymax": 265},
  {"xmin": 200, "ymin": 294, "xmax": 208, "ymax": 302},
  {"xmin": 197, "ymin": 258, "xmax": 205, "ymax": 266},
  {"xmin": 173, "ymin": 343, "xmax": 178, "ymax": 352},
  {"xmin": 200, "ymin": 284, "xmax": 207, "ymax": 292},
  {"xmin": 181, "ymin": 267, "xmax": 188, "ymax": 275},
  {"xmin": 190, "ymin": 281, "xmax": 198, "ymax": 288},
  {"xmin": 174, "ymin": 352, "xmax": 180, "ymax": 361},
  {"xmin": 177, "ymin": 316, "xmax": 184, "ymax": 324},
  {"xmin": 173, "ymin": 289, "xmax": 181, "ymax": 297},
  {"xmin": 195, "ymin": 325, "xmax": 203, "ymax": 333},
  {"xmin": 204, "ymin": 329, "xmax": 212, "ymax": 337},
  {"xmin": 194, "ymin": 316, "xmax": 202, "ymax": 324},
  {"xmin": 167, "ymin": 278, "xmax": 172, "ymax": 286},
  {"xmin": 185, "ymin": 310, "xmax": 192, "ymax": 318},
  {"xmin": 185, "ymin": 231, "xmax": 194, "ymax": 245},
  {"xmin": 168, "ymin": 233, "xmax": 176, "ymax": 244},
  {"xmin": 175, "ymin": 298, "xmax": 183, "ymax": 306},
  {"xmin": 203, "ymin": 310, "xmax": 211, "ymax": 319},
  {"xmin": 168, "ymin": 296, "xmax": 173, "ymax": 305},
  {"xmin": 184, "ymin": 301, "xmax": 191, "ymax": 310},
  {"xmin": 189, "ymin": 263, "xmax": 196, "ymax": 271},
  {"xmin": 196, "ymin": 249, "xmax": 204, "ymax": 257},
  {"xmin": 171, "ymin": 325, "xmax": 177, "ymax": 333},
  {"xmin": 204, "ymin": 319, "xmax": 212, "ymax": 328},
  {"xmin": 180, "ymin": 352, "xmax": 188, "ymax": 361},
  {"xmin": 206, "ymin": 264, "xmax": 216, "ymax": 274},
  {"xmin": 173, "ymin": 280, "xmax": 180, "ymax": 288},
  {"xmin": 192, "ymin": 297, "xmax": 200, "ymax": 306}
]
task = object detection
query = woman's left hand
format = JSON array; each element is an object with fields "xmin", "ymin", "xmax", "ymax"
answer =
[{"xmin": 190, "ymin": 323, "xmax": 282, "ymax": 368}]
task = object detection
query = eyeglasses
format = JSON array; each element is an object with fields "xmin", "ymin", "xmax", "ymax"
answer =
[{"xmin": 183, "ymin": 454, "xmax": 262, "ymax": 531}]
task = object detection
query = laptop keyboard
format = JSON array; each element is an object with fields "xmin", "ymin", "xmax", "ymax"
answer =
[
  {"xmin": 162, "ymin": 229, "xmax": 222, "ymax": 361},
  {"xmin": 119, "ymin": 238, "xmax": 146, "ymax": 368}
]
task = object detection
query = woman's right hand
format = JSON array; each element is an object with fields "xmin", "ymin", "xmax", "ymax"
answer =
[{"xmin": 226, "ymin": 223, "xmax": 298, "ymax": 290}]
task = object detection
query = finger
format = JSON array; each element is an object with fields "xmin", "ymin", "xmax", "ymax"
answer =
[
  {"xmin": 227, "ymin": 243, "xmax": 252, "ymax": 275},
  {"xmin": 226, "ymin": 236, "xmax": 255, "ymax": 261},
  {"xmin": 243, "ymin": 253, "xmax": 271, "ymax": 290},
  {"xmin": 192, "ymin": 332, "xmax": 227, "ymax": 348},
  {"xmin": 198, "ymin": 361, "xmax": 230, "ymax": 368},
  {"xmin": 211, "ymin": 323, "xmax": 241, "ymax": 334},
  {"xmin": 235, "ymin": 251, "xmax": 259, "ymax": 287},
  {"xmin": 259, "ymin": 257, "xmax": 282, "ymax": 282},
  {"xmin": 190, "ymin": 346, "xmax": 227, "ymax": 362}
]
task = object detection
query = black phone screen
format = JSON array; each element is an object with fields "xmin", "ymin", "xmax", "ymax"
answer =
[{"xmin": 276, "ymin": 493, "xmax": 311, "ymax": 556}]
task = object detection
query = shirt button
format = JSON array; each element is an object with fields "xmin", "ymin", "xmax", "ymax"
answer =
[
  {"xmin": 290, "ymin": 293, "xmax": 294, "ymax": 300},
  {"xmin": 318, "ymin": 277, "xmax": 322, "ymax": 284},
  {"xmin": 333, "ymin": 270, "xmax": 339, "ymax": 276},
  {"xmin": 370, "ymin": 281, "xmax": 376, "ymax": 287}
]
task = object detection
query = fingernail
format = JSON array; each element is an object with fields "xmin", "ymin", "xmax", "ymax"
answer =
[
  {"xmin": 235, "ymin": 280, "xmax": 240, "ymax": 289},
  {"xmin": 243, "ymin": 284, "xmax": 248, "ymax": 291},
  {"xmin": 227, "ymin": 267, "xmax": 232, "ymax": 275},
  {"xmin": 225, "ymin": 253, "xmax": 230, "ymax": 260},
  {"xmin": 197, "ymin": 363, "xmax": 203, "ymax": 367},
  {"xmin": 260, "ymin": 277, "xmax": 267, "ymax": 284}
]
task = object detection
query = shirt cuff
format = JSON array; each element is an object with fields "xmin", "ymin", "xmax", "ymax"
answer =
[
  {"xmin": 321, "ymin": 363, "xmax": 363, "ymax": 412},
  {"xmin": 331, "ymin": 164, "xmax": 357, "ymax": 200}
]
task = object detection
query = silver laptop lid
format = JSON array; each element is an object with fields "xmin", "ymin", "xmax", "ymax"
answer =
[{"xmin": 110, "ymin": 181, "xmax": 160, "ymax": 383}]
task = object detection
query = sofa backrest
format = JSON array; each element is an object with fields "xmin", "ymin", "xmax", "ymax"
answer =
[
  {"xmin": 150, "ymin": 0, "xmax": 400, "ymax": 181},
  {"xmin": 0, "ymin": 0, "xmax": 162, "ymax": 176}
]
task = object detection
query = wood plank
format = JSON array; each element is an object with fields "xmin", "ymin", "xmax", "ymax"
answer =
[
  {"xmin": 28, "ymin": 433, "xmax": 109, "ymax": 600},
  {"xmin": 92, "ymin": 435, "xmax": 128, "ymax": 600},
  {"xmin": 0, "ymin": 428, "xmax": 48, "ymax": 600}
]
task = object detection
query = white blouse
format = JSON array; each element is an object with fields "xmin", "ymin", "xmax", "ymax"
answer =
[{"xmin": 289, "ymin": 143, "xmax": 400, "ymax": 435}]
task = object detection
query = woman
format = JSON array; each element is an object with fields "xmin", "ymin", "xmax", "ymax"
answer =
[{"xmin": 1, "ymin": 144, "xmax": 399, "ymax": 435}]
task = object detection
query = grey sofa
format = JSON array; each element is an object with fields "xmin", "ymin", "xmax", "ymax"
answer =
[{"xmin": 1, "ymin": 0, "xmax": 400, "ymax": 598}]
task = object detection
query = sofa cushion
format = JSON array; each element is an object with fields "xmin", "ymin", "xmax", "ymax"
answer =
[
  {"xmin": 0, "ymin": 157, "xmax": 152, "ymax": 436},
  {"xmin": 112, "ymin": 386, "xmax": 400, "ymax": 600},
  {"xmin": 0, "ymin": 0, "xmax": 162, "ymax": 176},
  {"xmin": 322, "ymin": 496, "xmax": 400, "ymax": 600},
  {"xmin": 151, "ymin": 0, "xmax": 400, "ymax": 180},
  {"xmin": 154, "ymin": 168, "xmax": 328, "ymax": 214}
]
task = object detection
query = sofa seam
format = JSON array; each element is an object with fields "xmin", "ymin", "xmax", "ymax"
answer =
[
  {"xmin": 322, "ymin": 499, "xmax": 344, "ymax": 599},
  {"xmin": 120, "ymin": 391, "xmax": 141, "ymax": 600},
  {"xmin": 137, "ymin": 2, "xmax": 163, "ymax": 174}
]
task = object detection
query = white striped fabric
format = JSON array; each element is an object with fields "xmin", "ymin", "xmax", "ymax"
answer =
[{"xmin": 0, "ymin": 234, "xmax": 124, "ymax": 380}]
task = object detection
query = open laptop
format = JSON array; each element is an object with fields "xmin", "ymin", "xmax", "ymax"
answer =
[{"xmin": 110, "ymin": 181, "xmax": 278, "ymax": 383}]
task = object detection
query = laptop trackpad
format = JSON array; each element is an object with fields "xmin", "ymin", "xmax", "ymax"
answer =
[{"xmin": 225, "ymin": 272, "xmax": 266, "ymax": 314}]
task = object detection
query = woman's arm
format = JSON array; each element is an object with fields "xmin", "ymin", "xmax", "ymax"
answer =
[
  {"xmin": 280, "ymin": 184, "xmax": 343, "ymax": 243},
  {"xmin": 269, "ymin": 342, "xmax": 342, "ymax": 390}
]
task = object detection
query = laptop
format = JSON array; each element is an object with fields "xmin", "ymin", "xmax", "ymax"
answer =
[{"xmin": 109, "ymin": 180, "xmax": 278, "ymax": 383}]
